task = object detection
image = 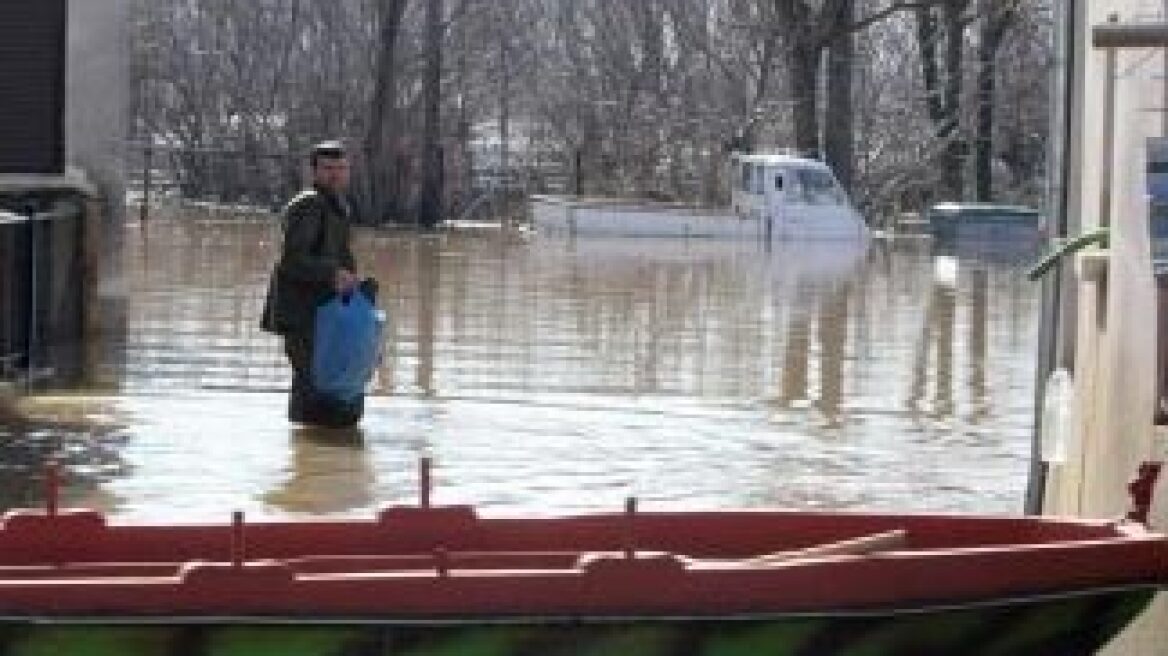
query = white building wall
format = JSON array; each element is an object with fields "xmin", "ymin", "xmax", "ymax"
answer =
[
  {"xmin": 65, "ymin": 0, "xmax": 129, "ymax": 363},
  {"xmin": 67, "ymin": 0, "xmax": 128, "ymax": 215},
  {"xmin": 1044, "ymin": 1, "xmax": 1168, "ymax": 653}
]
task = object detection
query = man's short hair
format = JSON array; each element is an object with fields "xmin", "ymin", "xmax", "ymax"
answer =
[{"xmin": 310, "ymin": 141, "xmax": 347, "ymax": 167}]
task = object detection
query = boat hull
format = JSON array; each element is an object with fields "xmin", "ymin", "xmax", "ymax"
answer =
[{"xmin": 0, "ymin": 586, "xmax": 1156, "ymax": 656}]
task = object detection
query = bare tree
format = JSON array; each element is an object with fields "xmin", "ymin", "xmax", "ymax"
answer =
[
  {"xmin": 974, "ymin": 0, "xmax": 1021, "ymax": 201},
  {"xmin": 360, "ymin": 0, "xmax": 411, "ymax": 223},
  {"xmin": 824, "ymin": 0, "xmax": 855, "ymax": 192},
  {"xmin": 131, "ymin": 0, "xmax": 1055, "ymax": 221},
  {"xmin": 914, "ymin": 0, "xmax": 972, "ymax": 200},
  {"xmin": 416, "ymin": 0, "xmax": 444, "ymax": 228}
]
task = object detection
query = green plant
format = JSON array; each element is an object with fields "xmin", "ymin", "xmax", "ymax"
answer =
[{"xmin": 1026, "ymin": 226, "xmax": 1110, "ymax": 281}]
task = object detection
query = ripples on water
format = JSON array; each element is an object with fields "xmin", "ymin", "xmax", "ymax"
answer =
[{"xmin": 1, "ymin": 219, "xmax": 1041, "ymax": 520}]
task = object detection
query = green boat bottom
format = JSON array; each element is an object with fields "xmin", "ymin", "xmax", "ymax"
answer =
[{"xmin": 0, "ymin": 587, "xmax": 1157, "ymax": 656}]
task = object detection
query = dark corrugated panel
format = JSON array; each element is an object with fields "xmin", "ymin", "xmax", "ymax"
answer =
[{"xmin": 0, "ymin": 1, "xmax": 67, "ymax": 174}]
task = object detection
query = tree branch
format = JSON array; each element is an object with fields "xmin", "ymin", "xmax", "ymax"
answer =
[{"xmin": 828, "ymin": 0, "xmax": 944, "ymax": 44}]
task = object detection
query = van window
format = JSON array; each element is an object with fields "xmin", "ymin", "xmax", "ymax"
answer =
[
  {"xmin": 775, "ymin": 174, "xmax": 784, "ymax": 191},
  {"xmin": 794, "ymin": 168, "xmax": 845, "ymax": 205},
  {"xmin": 741, "ymin": 163, "xmax": 752, "ymax": 192}
]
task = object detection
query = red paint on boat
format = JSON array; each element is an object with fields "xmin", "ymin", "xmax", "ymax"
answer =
[{"xmin": 0, "ymin": 505, "xmax": 1162, "ymax": 618}]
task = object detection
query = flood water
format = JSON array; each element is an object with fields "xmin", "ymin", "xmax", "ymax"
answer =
[{"xmin": 3, "ymin": 218, "xmax": 1042, "ymax": 521}]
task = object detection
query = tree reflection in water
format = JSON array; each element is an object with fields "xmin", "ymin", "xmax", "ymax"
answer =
[
  {"xmin": 0, "ymin": 394, "xmax": 128, "ymax": 512},
  {"xmin": 263, "ymin": 427, "xmax": 375, "ymax": 514}
]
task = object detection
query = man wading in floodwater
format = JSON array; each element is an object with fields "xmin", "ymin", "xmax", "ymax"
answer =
[{"xmin": 261, "ymin": 141, "xmax": 366, "ymax": 427}]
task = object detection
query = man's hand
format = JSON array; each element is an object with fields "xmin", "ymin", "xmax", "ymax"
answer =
[{"xmin": 335, "ymin": 268, "xmax": 358, "ymax": 294}]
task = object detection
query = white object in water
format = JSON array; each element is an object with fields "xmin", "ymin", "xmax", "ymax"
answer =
[
  {"xmin": 530, "ymin": 196, "xmax": 756, "ymax": 239},
  {"xmin": 933, "ymin": 256, "xmax": 959, "ymax": 287},
  {"xmin": 1040, "ymin": 368, "xmax": 1075, "ymax": 464},
  {"xmin": 531, "ymin": 153, "xmax": 868, "ymax": 241},
  {"xmin": 730, "ymin": 152, "xmax": 869, "ymax": 240}
]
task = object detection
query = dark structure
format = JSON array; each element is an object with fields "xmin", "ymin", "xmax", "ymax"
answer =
[
  {"xmin": 0, "ymin": 184, "xmax": 89, "ymax": 383},
  {"xmin": 0, "ymin": 1, "xmax": 91, "ymax": 385},
  {"xmin": 0, "ymin": 1, "xmax": 68, "ymax": 175}
]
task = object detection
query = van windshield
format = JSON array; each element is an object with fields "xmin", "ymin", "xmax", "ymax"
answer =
[{"xmin": 794, "ymin": 168, "xmax": 846, "ymax": 206}]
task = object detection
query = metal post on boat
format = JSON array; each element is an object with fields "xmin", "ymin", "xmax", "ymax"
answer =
[
  {"xmin": 231, "ymin": 510, "xmax": 245, "ymax": 568},
  {"xmin": 419, "ymin": 457, "xmax": 432, "ymax": 508},
  {"xmin": 624, "ymin": 496, "xmax": 637, "ymax": 560},
  {"xmin": 44, "ymin": 459, "xmax": 59, "ymax": 517}
]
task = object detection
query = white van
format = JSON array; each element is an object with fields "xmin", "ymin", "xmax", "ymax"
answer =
[{"xmin": 730, "ymin": 153, "xmax": 868, "ymax": 240}]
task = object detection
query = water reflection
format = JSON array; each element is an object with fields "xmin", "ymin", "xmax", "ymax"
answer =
[
  {"xmin": 909, "ymin": 275, "xmax": 957, "ymax": 420},
  {"xmin": 968, "ymin": 269, "xmax": 989, "ymax": 423},
  {"xmin": 1, "ymin": 220, "xmax": 1042, "ymax": 518},
  {"xmin": 263, "ymin": 427, "xmax": 375, "ymax": 514},
  {"xmin": 816, "ymin": 282, "xmax": 850, "ymax": 427},
  {"xmin": 413, "ymin": 237, "xmax": 441, "ymax": 397},
  {"xmin": 778, "ymin": 289, "xmax": 811, "ymax": 409},
  {"xmin": 0, "ymin": 395, "xmax": 127, "ymax": 511}
]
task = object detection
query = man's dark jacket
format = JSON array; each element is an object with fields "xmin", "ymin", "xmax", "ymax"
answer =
[{"xmin": 261, "ymin": 186, "xmax": 355, "ymax": 336}]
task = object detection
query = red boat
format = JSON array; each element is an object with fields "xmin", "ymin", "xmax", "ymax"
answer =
[{"xmin": 0, "ymin": 460, "xmax": 1162, "ymax": 655}]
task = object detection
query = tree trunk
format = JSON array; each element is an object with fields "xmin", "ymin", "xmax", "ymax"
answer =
[
  {"xmin": 940, "ymin": 1, "xmax": 967, "ymax": 200},
  {"xmin": 789, "ymin": 42, "xmax": 821, "ymax": 157},
  {"xmin": 499, "ymin": 29, "xmax": 510, "ymax": 201},
  {"xmin": 974, "ymin": 4, "xmax": 1013, "ymax": 202},
  {"xmin": 915, "ymin": 7, "xmax": 944, "ymax": 124},
  {"xmin": 915, "ymin": 1, "xmax": 970, "ymax": 201},
  {"xmin": 418, "ymin": 0, "xmax": 444, "ymax": 228},
  {"xmin": 737, "ymin": 32, "xmax": 779, "ymax": 153},
  {"xmin": 360, "ymin": 0, "xmax": 409, "ymax": 224},
  {"xmin": 974, "ymin": 26, "xmax": 996, "ymax": 201},
  {"xmin": 824, "ymin": 0, "xmax": 855, "ymax": 193}
]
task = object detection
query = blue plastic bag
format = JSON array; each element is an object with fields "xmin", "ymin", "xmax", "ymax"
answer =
[{"xmin": 311, "ymin": 290, "xmax": 385, "ymax": 403}]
